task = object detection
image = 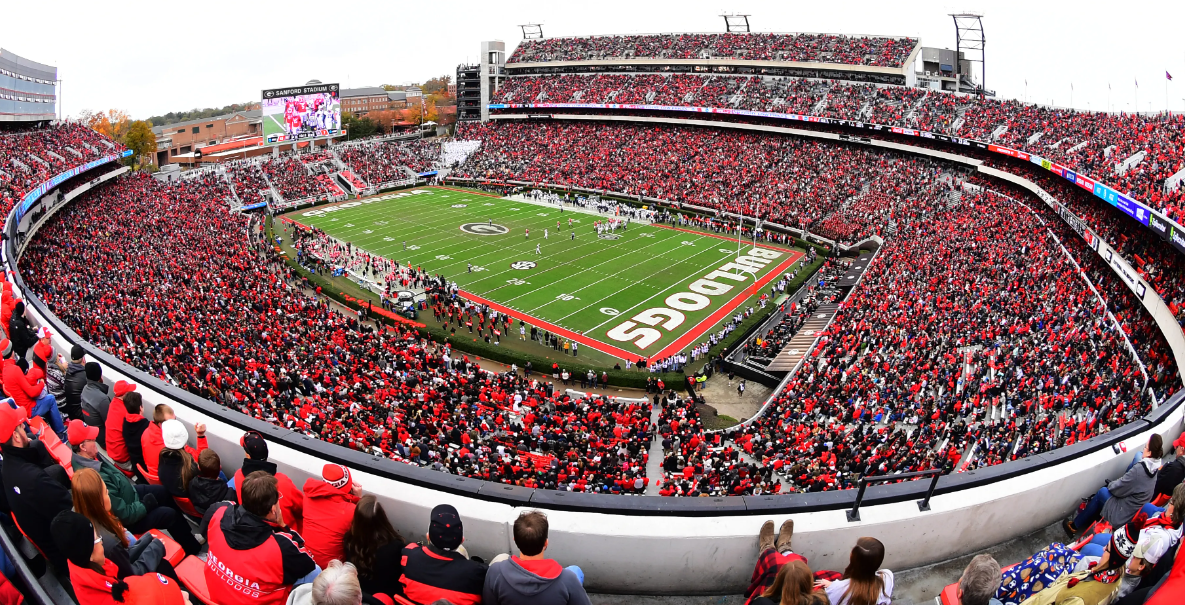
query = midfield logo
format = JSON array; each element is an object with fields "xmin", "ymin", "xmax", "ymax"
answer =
[{"xmin": 460, "ymin": 223, "xmax": 509, "ymax": 235}]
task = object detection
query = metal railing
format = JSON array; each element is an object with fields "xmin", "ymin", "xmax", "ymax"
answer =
[{"xmin": 846, "ymin": 469, "xmax": 943, "ymax": 522}]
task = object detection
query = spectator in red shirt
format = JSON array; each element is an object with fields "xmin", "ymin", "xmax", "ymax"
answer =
[{"xmin": 103, "ymin": 380, "xmax": 137, "ymax": 472}]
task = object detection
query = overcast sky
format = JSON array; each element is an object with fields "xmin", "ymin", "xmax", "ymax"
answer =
[{"xmin": 6, "ymin": 0, "xmax": 1184, "ymax": 120}]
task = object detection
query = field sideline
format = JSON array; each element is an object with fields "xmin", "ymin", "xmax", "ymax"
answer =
[{"xmin": 284, "ymin": 186, "xmax": 805, "ymax": 361}]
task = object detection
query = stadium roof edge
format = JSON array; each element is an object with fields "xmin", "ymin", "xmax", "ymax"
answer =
[
  {"xmin": 341, "ymin": 86, "xmax": 389, "ymax": 97},
  {"xmin": 513, "ymin": 31, "xmax": 918, "ymax": 41}
]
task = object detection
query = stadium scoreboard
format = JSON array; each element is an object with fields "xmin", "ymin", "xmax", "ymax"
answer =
[{"xmin": 262, "ymin": 83, "xmax": 342, "ymax": 145}]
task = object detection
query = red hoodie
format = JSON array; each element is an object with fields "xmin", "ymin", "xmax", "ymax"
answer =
[
  {"xmin": 105, "ymin": 396, "xmax": 129, "ymax": 463},
  {"xmin": 300, "ymin": 478, "xmax": 359, "ymax": 569},
  {"xmin": 66, "ymin": 559, "xmax": 124, "ymax": 605},
  {"xmin": 141, "ymin": 422, "xmax": 164, "ymax": 475},
  {"xmin": 234, "ymin": 460, "xmax": 304, "ymax": 534},
  {"xmin": 1, "ymin": 358, "xmax": 42, "ymax": 414}
]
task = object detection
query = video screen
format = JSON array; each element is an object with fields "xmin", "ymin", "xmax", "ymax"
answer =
[{"xmin": 262, "ymin": 83, "xmax": 341, "ymax": 145}]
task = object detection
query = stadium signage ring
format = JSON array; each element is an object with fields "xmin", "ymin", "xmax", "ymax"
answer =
[{"xmin": 460, "ymin": 223, "xmax": 509, "ymax": 235}]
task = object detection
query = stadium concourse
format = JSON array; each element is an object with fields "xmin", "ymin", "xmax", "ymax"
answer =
[{"xmin": 0, "ymin": 26, "xmax": 1183, "ymax": 605}]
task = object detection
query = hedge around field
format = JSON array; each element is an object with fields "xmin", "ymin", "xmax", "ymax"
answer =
[{"xmin": 266, "ymin": 217, "xmax": 692, "ymax": 391}]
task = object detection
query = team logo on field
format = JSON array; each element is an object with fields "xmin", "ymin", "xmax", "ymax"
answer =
[
  {"xmin": 510, "ymin": 261, "xmax": 537, "ymax": 270},
  {"xmin": 451, "ymin": 204, "xmax": 468, "ymax": 208},
  {"xmin": 598, "ymin": 233, "xmax": 621, "ymax": 240},
  {"xmin": 460, "ymin": 223, "xmax": 509, "ymax": 235}
]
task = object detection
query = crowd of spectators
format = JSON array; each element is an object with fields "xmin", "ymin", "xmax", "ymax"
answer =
[
  {"xmin": 223, "ymin": 159, "xmax": 272, "ymax": 206},
  {"xmin": 20, "ymin": 172, "xmax": 662, "ymax": 496},
  {"xmin": 489, "ymin": 72, "xmax": 1185, "ymax": 222},
  {"xmin": 0, "ymin": 123, "xmax": 122, "ymax": 217},
  {"xmin": 656, "ymin": 187, "xmax": 1164, "ymax": 495},
  {"xmin": 507, "ymin": 32, "xmax": 918, "ymax": 67},
  {"xmin": 455, "ymin": 120, "xmax": 950, "ymax": 239},
  {"xmin": 338, "ymin": 139, "xmax": 440, "ymax": 187},
  {"xmin": 260, "ymin": 155, "xmax": 323, "ymax": 202}
]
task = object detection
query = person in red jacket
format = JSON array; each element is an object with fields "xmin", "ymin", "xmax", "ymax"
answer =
[
  {"xmin": 233, "ymin": 431, "xmax": 304, "ymax": 533},
  {"xmin": 141, "ymin": 403, "xmax": 173, "ymax": 477},
  {"xmin": 201, "ymin": 470, "xmax": 317, "ymax": 605},
  {"xmin": 0, "ymin": 338, "xmax": 66, "ymax": 439},
  {"xmin": 104, "ymin": 380, "xmax": 137, "ymax": 472},
  {"xmin": 51, "ymin": 510, "xmax": 193, "ymax": 605},
  {"xmin": 302, "ymin": 463, "xmax": 361, "ymax": 568}
]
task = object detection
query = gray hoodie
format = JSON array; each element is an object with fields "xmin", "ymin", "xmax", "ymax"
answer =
[
  {"xmin": 1102, "ymin": 456, "xmax": 1161, "ymax": 527},
  {"xmin": 482, "ymin": 557, "xmax": 590, "ymax": 605}
]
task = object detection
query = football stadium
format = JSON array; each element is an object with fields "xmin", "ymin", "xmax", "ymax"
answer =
[{"xmin": 0, "ymin": 5, "xmax": 1184, "ymax": 605}]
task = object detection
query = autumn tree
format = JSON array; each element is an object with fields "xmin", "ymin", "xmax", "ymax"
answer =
[
  {"xmin": 422, "ymin": 75, "xmax": 452, "ymax": 97},
  {"xmin": 367, "ymin": 109, "xmax": 402, "ymax": 133},
  {"xmin": 78, "ymin": 108, "xmax": 132, "ymax": 142},
  {"xmin": 400, "ymin": 96, "xmax": 440, "ymax": 127},
  {"xmin": 123, "ymin": 120, "xmax": 157, "ymax": 168},
  {"xmin": 342, "ymin": 112, "xmax": 378, "ymax": 139}
]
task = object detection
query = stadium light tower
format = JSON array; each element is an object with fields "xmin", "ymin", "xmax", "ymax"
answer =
[
  {"xmin": 721, "ymin": 14, "xmax": 751, "ymax": 33},
  {"xmin": 519, "ymin": 24, "xmax": 544, "ymax": 40},
  {"xmin": 950, "ymin": 13, "xmax": 986, "ymax": 95}
]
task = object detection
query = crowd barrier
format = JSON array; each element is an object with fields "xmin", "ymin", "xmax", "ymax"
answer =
[{"xmin": 2, "ymin": 129, "xmax": 1182, "ymax": 594}]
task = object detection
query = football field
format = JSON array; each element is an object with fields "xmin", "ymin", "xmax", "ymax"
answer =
[{"xmin": 285, "ymin": 186, "xmax": 806, "ymax": 361}]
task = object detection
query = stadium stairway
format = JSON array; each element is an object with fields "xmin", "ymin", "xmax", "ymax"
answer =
[
  {"xmin": 763, "ymin": 303, "xmax": 839, "ymax": 373},
  {"xmin": 645, "ymin": 403, "xmax": 665, "ymax": 496}
]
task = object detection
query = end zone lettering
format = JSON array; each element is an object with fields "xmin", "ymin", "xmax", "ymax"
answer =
[
  {"xmin": 301, "ymin": 190, "xmax": 431, "ymax": 217},
  {"xmin": 606, "ymin": 247, "xmax": 782, "ymax": 350}
]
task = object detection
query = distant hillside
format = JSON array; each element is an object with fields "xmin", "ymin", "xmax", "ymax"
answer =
[{"xmin": 147, "ymin": 102, "xmax": 260, "ymax": 127}]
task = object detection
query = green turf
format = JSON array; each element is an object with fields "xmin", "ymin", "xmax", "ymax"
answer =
[{"xmin": 285, "ymin": 186, "xmax": 806, "ymax": 360}]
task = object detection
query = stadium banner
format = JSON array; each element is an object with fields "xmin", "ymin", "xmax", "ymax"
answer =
[
  {"xmin": 14, "ymin": 149, "xmax": 133, "ymax": 224},
  {"xmin": 261, "ymin": 83, "xmax": 341, "ymax": 146},
  {"xmin": 489, "ymin": 101, "xmax": 1185, "ymax": 252}
]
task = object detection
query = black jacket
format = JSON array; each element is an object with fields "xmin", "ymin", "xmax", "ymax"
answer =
[
  {"xmin": 189, "ymin": 475, "xmax": 235, "ymax": 516},
  {"xmin": 123, "ymin": 416, "xmax": 150, "ymax": 469},
  {"xmin": 7, "ymin": 304, "xmax": 37, "ymax": 356},
  {"xmin": 354, "ymin": 539, "xmax": 407, "ymax": 598},
  {"xmin": 399, "ymin": 542, "xmax": 487, "ymax": 605},
  {"xmin": 157, "ymin": 448, "xmax": 198, "ymax": 498},
  {"xmin": 1, "ymin": 440, "xmax": 74, "ymax": 570},
  {"xmin": 63, "ymin": 361, "xmax": 87, "ymax": 419},
  {"xmin": 1155, "ymin": 457, "xmax": 1185, "ymax": 499}
]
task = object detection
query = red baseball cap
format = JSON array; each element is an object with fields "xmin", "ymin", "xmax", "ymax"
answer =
[
  {"xmin": 66, "ymin": 419, "xmax": 99, "ymax": 446},
  {"xmin": 1174, "ymin": 434, "xmax": 1185, "ymax": 450},
  {"xmin": 113, "ymin": 380, "xmax": 137, "ymax": 397},
  {"xmin": 0, "ymin": 405, "xmax": 27, "ymax": 442}
]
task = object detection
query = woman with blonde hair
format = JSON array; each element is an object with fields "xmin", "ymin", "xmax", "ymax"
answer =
[
  {"xmin": 751, "ymin": 559, "xmax": 830, "ymax": 605},
  {"xmin": 72, "ymin": 468, "xmax": 173, "ymax": 578}
]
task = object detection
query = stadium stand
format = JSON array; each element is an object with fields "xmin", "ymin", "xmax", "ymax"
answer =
[
  {"xmin": 506, "ymin": 32, "xmax": 919, "ymax": 67},
  {"xmin": 0, "ymin": 124, "xmax": 123, "ymax": 216},
  {"xmin": 489, "ymin": 73, "xmax": 1185, "ymax": 222},
  {"xmin": 2, "ymin": 35, "xmax": 1184, "ymax": 601}
]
